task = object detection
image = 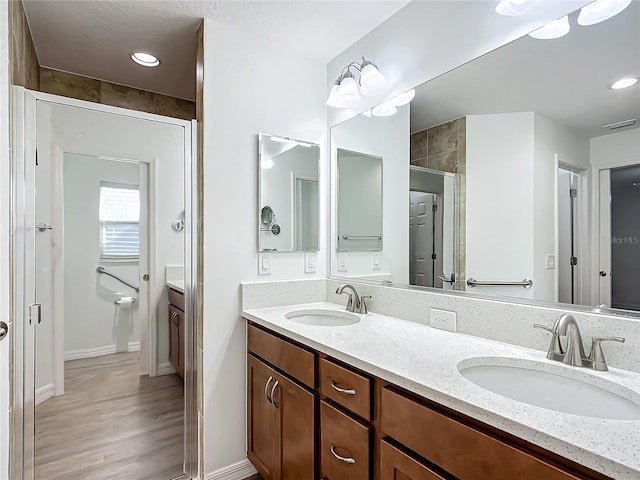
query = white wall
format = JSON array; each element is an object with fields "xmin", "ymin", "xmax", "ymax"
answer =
[
  {"xmin": 63, "ymin": 154, "xmax": 140, "ymax": 355},
  {"xmin": 330, "ymin": 108, "xmax": 409, "ymax": 283},
  {"xmin": 202, "ymin": 20, "xmax": 327, "ymax": 476},
  {"xmin": 466, "ymin": 113, "xmax": 536, "ymax": 299},
  {"xmin": 0, "ymin": 2, "xmax": 10, "ymax": 477},
  {"xmin": 260, "ymin": 145, "xmax": 319, "ymax": 252},
  {"xmin": 326, "ymin": 1, "xmax": 592, "ymax": 128},
  {"xmin": 533, "ymin": 113, "xmax": 589, "ymax": 302},
  {"xmin": 590, "ymin": 128, "xmax": 640, "ymax": 168},
  {"xmin": 36, "ymin": 101, "xmax": 185, "ymax": 382}
]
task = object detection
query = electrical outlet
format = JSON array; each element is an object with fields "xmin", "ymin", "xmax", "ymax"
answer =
[
  {"xmin": 304, "ymin": 252, "xmax": 316, "ymax": 273},
  {"xmin": 337, "ymin": 253, "xmax": 347, "ymax": 272},
  {"xmin": 430, "ymin": 308, "xmax": 457, "ymax": 332},
  {"xmin": 258, "ymin": 254, "xmax": 271, "ymax": 275}
]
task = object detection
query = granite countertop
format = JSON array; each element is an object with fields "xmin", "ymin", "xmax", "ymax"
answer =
[
  {"xmin": 166, "ymin": 279, "xmax": 184, "ymax": 293},
  {"xmin": 243, "ymin": 302, "xmax": 640, "ymax": 479}
]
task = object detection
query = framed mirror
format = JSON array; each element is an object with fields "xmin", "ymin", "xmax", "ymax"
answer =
[
  {"xmin": 330, "ymin": 2, "xmax": 640, "ymax": 315},
  {"xmin": 258, "ymin": 133, "xmax": 320, "ymax": 252}
]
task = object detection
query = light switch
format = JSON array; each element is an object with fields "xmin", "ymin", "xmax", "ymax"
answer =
[
  {"xmin": 258, "ymin": 254, "xmax": 271, "ymax": 275},
  {"xmin": 546, "ymin": 254, "xmax": 556, "ymax": 270},
  {"xmin": 304, "ymin": 252, "xmax": 316, "ymax": 273},
  {"xmin": 372, "ymin": 254, "xmax": 381, "ymax": 270},
  {"xmin": 337, "ymin": 253, "xmax": 347, "ymax": 272}
]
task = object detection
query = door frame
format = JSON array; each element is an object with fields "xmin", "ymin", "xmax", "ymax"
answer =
[
  {"xmin": 11, "ymin": 87, "xmax": 199, "ymax": 480},
  {"xmin": 590, "ymin": 159, "xmax": 639, "ymax": 308}
]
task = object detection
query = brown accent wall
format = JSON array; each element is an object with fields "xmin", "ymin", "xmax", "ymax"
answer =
[
  {"xmin": 9, "ymin": 0, "xmax": 40, "ymax": 90},
  {"xmin": 39, "ymin": 67, "xmax": 195, "ymax": 121},
  {"xmin": 411, "ymin": 118, "xmax": 467, "ymax": 290}
]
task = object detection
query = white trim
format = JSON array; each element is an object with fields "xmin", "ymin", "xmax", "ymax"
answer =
[
  {"xmin": 25, "ymin": 90, "xmax": 191, "ymax": 127},
  {"xmin": 157, "ymin": 362, "xmax": 177, "ymax": 376},
  {"xmin": 64, "ymin": 341, "xmax": 140, "ymax": 361},
  {"xmin": 35, "ymin": 384, "xmax": 55, "ymax": 406},
  {"xmin": 204, "ymin": 460, "xmax": 257, "ymax": 480}
]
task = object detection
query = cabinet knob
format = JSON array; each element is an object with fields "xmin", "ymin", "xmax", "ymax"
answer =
[
  {"xmin": 264, "ymin": 376, "xmax": 273, "ymax": 404},
  {"xmin": 270, "ymin": 380, "xmax": 280, "ymax": 408},
  {"xmin": 330, "ymin": 380, "xmax": 356, "ymax": 395},
  {"xmin": 330, "ymin": 444, "xmax": 356, "ymax": 464}
]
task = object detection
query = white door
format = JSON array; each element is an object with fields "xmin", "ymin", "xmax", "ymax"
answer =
[
  {"xmin": 598, "ymin": 169, "xmax": 612, "ymax": 307},
  {"xmin": 410, "ymin": 192, "xmax": 435, "ymax": 287},
  {"xmin": 557, "ymin": 169, "xmax": 579, "ymax": 304}
]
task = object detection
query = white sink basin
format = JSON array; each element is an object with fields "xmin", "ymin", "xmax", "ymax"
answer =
[
  {"xmin": 458, "ymin": 358, "xmax": 640, "ymax": 420},
  {"xmin": 285, "ymin": 309, "xmax": 360, "ymax": 326}
]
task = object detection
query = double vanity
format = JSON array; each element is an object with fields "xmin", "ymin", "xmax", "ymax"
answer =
[{"xmin": 243, "ymin": 285, "xmax": 640, "ymax": 480}]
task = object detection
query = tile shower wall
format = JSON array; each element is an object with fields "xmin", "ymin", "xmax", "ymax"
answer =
[
  {"xmin": 9, "ymin": 0, "xmax": 39, "ymax": 90},
  {"xmin": 411, "ymin": 118, "xmax": 467, "ymax": 290},
  {"xmin": 39, "ymin": 68, "xmax": 196, "ymax": 121}
]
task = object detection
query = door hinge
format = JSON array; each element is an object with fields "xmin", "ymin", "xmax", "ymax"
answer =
[
  {"xmin": 570, "ymin": 256, "xmax": 578, "ymax": 266},
  {"xmin": 432, "ymin": 204, "xmax": 438, "ymax": 212},
  {"xmin": 570, "ymin": 188, "xmax": 577, "ymax": 198},
  {"xmin": 431, "ymin": 253, "xmax": 437, "ymax": 260},
  {"xmin": 29, "ymin": 303, "xmax": 42, "ymax": 325},
  {"xmin": 35, "ymin": 149, "xmax": 38, "ymax": 166}
]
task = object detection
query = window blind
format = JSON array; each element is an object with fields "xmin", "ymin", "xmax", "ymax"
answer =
[{"xmin": 99, "ymin": 184, "xmax": 140, "ymax": 259}]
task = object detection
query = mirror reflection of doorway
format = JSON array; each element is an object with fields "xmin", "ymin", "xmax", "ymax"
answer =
[
  {"xmin": 599, "ymin": 164, "xmax": 640, "ymax": 311},
  {"xmin": 409, "ymin": 167, "xmax": 456, "ymax": 289}
]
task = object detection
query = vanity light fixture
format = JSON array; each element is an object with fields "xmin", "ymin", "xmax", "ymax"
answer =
[
  {"xmin": 326, "ymin": 57, "xmax": 386, "ymax": 108},
  {"xmin": 577, "ymin": 0, "xmax": 632, "ymax": 26},
  {"xmin": 391, "ymin": 89, "xmax": 416, "ymax": 106},
  {"xmin": 261, "ymin": 158, "xmax": 274, "ymax": 169},
  {"xmin": 495, "ymin": 0, "xmax": 531, "ymax": 16},
  {"xmin": 131, "ymin": 52, "xmax": 160, "ymax": 67},
  {"xmin": 269, "ymin": 135, "xmax": 314, "ymax": 148},
  {"xmin": 610, "ymin": 77, "xmax": 638, "ymax": 90},
  {"xmin": 372, "ymin": 100, "xmax": 398, "ymax": 117},
  {"xmin": 270, "ymin": 135, "xmax": 290, "ymax": 143},
  {"xmin": 528, "ymin": 15, "xmax": 570, "ymax": 39}
]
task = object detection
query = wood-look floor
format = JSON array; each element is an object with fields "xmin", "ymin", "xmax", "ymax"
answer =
[{"xmin": 36, "ymin": 352, "xmax": 184, "ymax": 480}]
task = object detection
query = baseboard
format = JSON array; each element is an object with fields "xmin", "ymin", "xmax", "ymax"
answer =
[
  {"xmin": 64, "ymin": 341, "xmax": 140, "ymax": 361},
  {"xmin": 157, "ymin": 362, "xmax": 177, "ymax": 376},
  {"xmin": 204, "ymin": 459, "xmax": 257, "ymax": 480},
  {"xmin": 35, "ymin": 384, "xmax": 54, "ymax": 405}
]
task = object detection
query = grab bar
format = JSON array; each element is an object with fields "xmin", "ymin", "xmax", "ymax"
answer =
[
  {"xmin": 467, "ymin": 278, "xmax": 533, "ymax": 288},
  {"xmin": 96, "ymin": 267, "xmax": 139, "ymax": 292},
  {"xmin": 341, "ymin": 234, "xmax": 382, "ymax": 240}
]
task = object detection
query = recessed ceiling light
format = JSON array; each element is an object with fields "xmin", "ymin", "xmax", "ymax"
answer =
[
  {"xmin": 131, "ymin": 52, "xmax": 160, "ymax": 67},
  {"xmin": 528, "ymin": 16, "xmax": 570, "ymax": 40},
  {"xmin": 610, "ymin": 77, "xmax": 638, "ymax": 90},
  {"xmin": 577, "ymin": 0, "xmax": 632, "ymax": 26}
]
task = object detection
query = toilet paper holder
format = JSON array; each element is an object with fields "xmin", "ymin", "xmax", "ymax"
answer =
[{"xmin": 114, "ymin": 297, "xmax": 136, "ymax": 305}]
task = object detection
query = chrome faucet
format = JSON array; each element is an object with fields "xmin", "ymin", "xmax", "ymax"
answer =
[
  {"xmin": 535, "ymin": 314, "xmax": 625, "ymax": 371},
  {"xmin": 335, "ymin": 284, "xmax": 370, "ymax": 314}
]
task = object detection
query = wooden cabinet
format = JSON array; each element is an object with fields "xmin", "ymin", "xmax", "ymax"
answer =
[
  {"xmin": 247, "ymin": 325, "xmax": 316, "ymax": 480},
  {"xmin": 246, "ymin": 321, "xmax": 609, "ymax": 480},
  {"xmin": 168, "ymin": 288, "xmax": 184, "ymax": 378}
]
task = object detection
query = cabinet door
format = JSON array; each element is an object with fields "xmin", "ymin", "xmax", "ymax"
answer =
[
  {"xmin": 177, "ymin": 309, "xmax": 184, "ymax": 377},
  {"xmin": 273, "ymin": 374, "xmax": 316, "ymax": 480},
  {"xmin": 169, "ymin": 307, "xmax": 180, "ymax": 373},
  {"xmin": 380, "ymin": 439, "xmax": 449, "ymax": 480},
  {"xmin": 248, "ymin": 355, "xmax": 277, "ymax": 480}
]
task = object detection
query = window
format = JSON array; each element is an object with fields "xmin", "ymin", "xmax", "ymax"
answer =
[{"xmin": 99, "ymin": 183, "xmax": 140, "ymax": 260}]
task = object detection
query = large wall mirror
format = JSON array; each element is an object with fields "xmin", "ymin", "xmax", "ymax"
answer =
[
  {"xmin": 330, "ymin": 2, "xmax": 640, "ymax": 315},
  {"xmin": 259, "ymin": 133, "xmax": 320, "ymax": 252}
]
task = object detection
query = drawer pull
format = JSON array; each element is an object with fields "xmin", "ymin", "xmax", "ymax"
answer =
[
  {"xmin": 171, "ymin": 311, "xmax": 179, "ymax": 321},
  {"xmin": 264, "ymin": 376, "xmax": 273, "ymax": 403},
  {"xmin": 331, "ymin": 379, "xmax": 356, "ymax": 395},
  {"xmin": 330, "ymin": 444, "xmax": 356, "ymax": 464},
  {"xmin": 270, "ymin": 380, "xmax": 280, "ymax": 408}
]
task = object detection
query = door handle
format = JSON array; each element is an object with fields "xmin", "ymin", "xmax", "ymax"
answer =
[
  {"xmin": 0, "ymin": 322, "xmax": 8, "ymax": 341},
  {"xmin": 264, "ymin": 376, "xmax": 273, "ymax": 404},
  {"xmin": 270, "ymin": 380, "xmax": 280, "ymax": 408},
  {"xmin": 599, "ymin": 271, "xmax": 607, "ymax": 277}
]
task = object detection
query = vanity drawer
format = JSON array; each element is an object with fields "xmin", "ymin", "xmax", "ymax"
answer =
[
  {"xmin": 381, "ymin": 387, "xmax": 584, "ymax": 480},
  {"xmin": 247, "ymin": 323, "xmax": 315, "ymax": 388},
  {"xmin": 380, "ymin": 439, "xmax": 450, "ymax": 480},
  {"xmin": 168, "ymin": 287, "xmax": 185, "ymax": 311},
  {"xmin": 320, "ymin": 400, "xmax": 370, "ymax": 480},
  {"xmin": 320, "ymin": 358, "xmax": 371, "ymax": 420}
]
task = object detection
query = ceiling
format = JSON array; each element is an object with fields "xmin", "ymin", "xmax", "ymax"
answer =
[
  {"xmin": 410, "ymin": 2, "xmax": 640, "ymax": 139},
  {"xmin": 23, "ymin": 0, "xmax": 410, "ymax": 101}
]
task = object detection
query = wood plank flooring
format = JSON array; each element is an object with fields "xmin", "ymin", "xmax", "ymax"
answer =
[{"xmin": 36, "ymin": 352, "xmax": 184, "ymax": 480}]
